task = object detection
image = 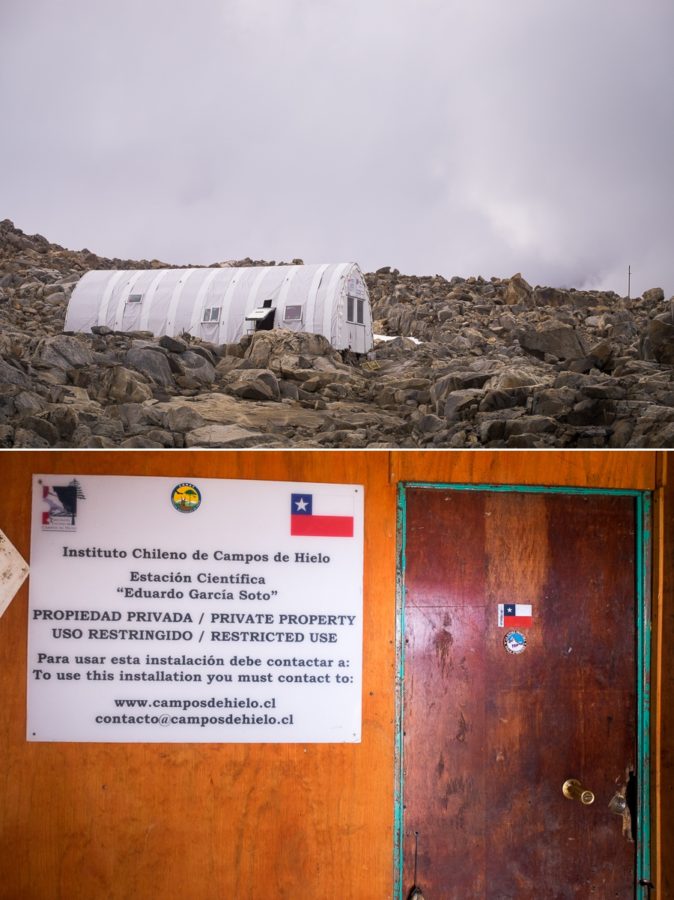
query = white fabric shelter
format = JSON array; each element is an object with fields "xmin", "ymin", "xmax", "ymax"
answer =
[{"xmin": 64, "ymin": 263, "xmax": 373, "ymax": 353}]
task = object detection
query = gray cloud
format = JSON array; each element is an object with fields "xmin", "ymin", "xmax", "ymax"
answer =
[{"xmin": 1, "ymin": 0, "xmax": 673, "ymax": 297}]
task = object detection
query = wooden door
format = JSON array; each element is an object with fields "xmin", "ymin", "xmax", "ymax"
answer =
[{"xmin": 400, "ymin": 488, "xmax": 641, "ymax": 899}]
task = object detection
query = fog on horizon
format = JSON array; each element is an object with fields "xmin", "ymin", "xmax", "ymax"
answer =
[{"xmin": 1, "ymin": 0, "xmax": 673, "ymax": 299}]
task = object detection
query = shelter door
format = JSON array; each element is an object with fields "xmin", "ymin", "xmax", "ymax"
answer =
[
  {"xmin": 346, "ymin": 322, "xmax": 366, "ymax": 353},
  {"xmin": 401, "ymin": 489, "xmax": 638, "ymax": 898}
]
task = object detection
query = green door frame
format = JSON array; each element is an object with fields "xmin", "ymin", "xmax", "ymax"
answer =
[{"xmin": 395, "ymin": 483, "xmax": 652, "ymax": 899}]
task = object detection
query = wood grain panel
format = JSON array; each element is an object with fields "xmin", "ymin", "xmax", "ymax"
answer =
[
  {"xmin": 391, "ymin": 450, "xmax": 657, "ymax": 490},
  {"xmin": 0, "ymin": 451, "xmax": 396, "ymax": 900}
]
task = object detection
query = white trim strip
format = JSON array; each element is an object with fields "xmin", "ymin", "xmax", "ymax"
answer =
[
  {"xmin": 97, "ymin": 271, "xmax": 127, "ymax": 328},
  {"xmin": 112, "ymin": 271, "xmax": 144, "ymax": 330},
  {"xmin": 322, "ymin": 263, "xmax": 351, "ymax": 344},
  {"xmin": 277, "ymin": 267, "xmax": 302, "ymax": 324},
  {"xmin": 218, "ymin": 268, "xmax": 247, "ymax": 343},
  {"xmin": 306, "ymin": 263, "xmax": 331, "ymax": 336},
  {"xmin": 188, "ymin": 269, "xmax": 220, "ymax": 335},
  {"xmin": 165, "ymin": 269, "xmax": 196, "ymax": 336},
  {"xmin": 139, "ymin": 270, "xmax": 169, "ymax": 332}
]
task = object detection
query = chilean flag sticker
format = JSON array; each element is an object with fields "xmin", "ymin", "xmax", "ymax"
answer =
[
  {"xmin": 290, "ymin": 493, "xmax": 354, "ymax": 538},
  {"xmin": 498, "ymin": 603, "xmax": 533, "ymax": 628}
]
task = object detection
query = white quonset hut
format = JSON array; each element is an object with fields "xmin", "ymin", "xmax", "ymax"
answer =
[{"xmin": 64, "ymin": 263, "xmax": 373, "ymax": 353}]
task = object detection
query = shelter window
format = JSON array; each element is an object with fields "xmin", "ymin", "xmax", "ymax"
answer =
[
  {"xmin": 127, "ymin": 293, "xmax": 143, "ymax": 304},
  {"xmin": 284, "ymin": 304, "xmax": 303, "ymax": 322},
  {"xmin": 202, "ymin": 306, "xmax": 221, "ymax": 323},
  {"xmin": 347, "ymin": 295, "xmax": 365, "ymax": 325}
]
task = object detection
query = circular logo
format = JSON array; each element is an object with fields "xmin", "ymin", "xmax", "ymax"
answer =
[
  {"xmin": 171, "ymin": 483, "xmax": 202, "ymax": 513},
  {"xmin": 504, "ymin": 630, "xmax": 527, "ymax": 654}
]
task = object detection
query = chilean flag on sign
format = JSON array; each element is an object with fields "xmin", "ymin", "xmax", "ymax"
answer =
[
  {"xmin": 499, "ymin": 603, "xmax": 533, "ymax": 627},
  {"xmin": 290, "ymin": 493, "xmax": 354, "ymax": 538}
]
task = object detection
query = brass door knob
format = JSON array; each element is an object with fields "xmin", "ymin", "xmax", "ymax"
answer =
[{"xmin": 562, "ymin": 778, "xmax": 595, "ymax": 805}]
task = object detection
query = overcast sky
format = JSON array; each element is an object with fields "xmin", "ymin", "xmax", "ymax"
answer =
[{"xmin": 1, "ymin": 0, "xmax": 673, "ymax": 297}]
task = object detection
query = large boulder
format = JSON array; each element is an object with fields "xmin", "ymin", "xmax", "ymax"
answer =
[
  {"xmin": 0, "ymin": 357, "xmax": 31, "ymax": 388},
  {"xmin": 185, "ymin": 424, "xmax": 281, "ymax": 447},
  {"xmin": 98, "ymin": 366, "xmax": 154, "ymax": 403},
  {"xmin": 33, "ymin": 334, "xmax": 93, "ymax": 370},
  {"xmin": 244, "ymin": 329, "xmax": 343, "ymax": 372},
  {"xmin": 642, "ymin": 287, "xmax": 665, "ymax": 304},
  {"xmin": 178, "ymin": 350, "xmax": 216, "ymax": 387},
  {"xmin": 518, "ymin": 321, "xmax": 587, "ymax": 361},
  {"xmin": 228, "ymin": 369, "xmax": 281, "ymax": 401},
  {"xmin": 163, "ymin": 405, "xmax": 207, "ymax": 433},
  {"xmin": 533, "ymin": 286, "xmax": 572, "ymax": 307},
  {"xmin": 125, "ymin": 346, "xmax": 175, "ymax": 389},
  {"xmin": 504, "ymin": 273, "xmax": 533, "ymax": 306},
  {"xmin": 644, "ymin": 316, "xmax": 674, "ymax": 365}
]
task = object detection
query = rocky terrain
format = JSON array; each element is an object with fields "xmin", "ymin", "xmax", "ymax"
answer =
[{"xmin": 2, "ymin": 217, "xmax": 674, "ymax": 448}]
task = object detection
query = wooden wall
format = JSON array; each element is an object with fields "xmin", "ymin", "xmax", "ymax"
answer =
[{"xmin": 0, "ymin": 450, "xmax": 668, "ymax": 899}]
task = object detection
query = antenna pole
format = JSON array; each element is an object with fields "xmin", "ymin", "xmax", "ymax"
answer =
[{"xmin": 628, "ymin": 265, "xmax": 631, "ymax": 300}]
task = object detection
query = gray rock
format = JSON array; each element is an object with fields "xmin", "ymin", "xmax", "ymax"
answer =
[
  {"xmin": 90, "ymin": 417, "xmax": 126, "ymax": 441},
  {"xmin": 643, "ymin": 287, "xmax": 665, "ymax": 304},
  {"xmin": 19, "ymin": 415, "xmax": 59, "ymax": 444},
  {"xmin": 163, "ymin": 405, "xmax": 207, "ymax": 433},
  {"xmin": 159, "ymin": 334, "xmax": 189, "ymax": 353},
  {"xmin": 13, "ymin": 426, "xmax": 50, "ymax": 448},
  {"xmin": 33, "ymin": 334, "xmax": 93, "ymax": 369},
  {"xmin": 443, "ymin": 389, "xmax": 484, "ymax": 422},
  {"xmin": 414, "ymin": 413, "xmax": 445, "ymax": 433},
  {"xmin": 430, "ymin": 371, "xmax": 491, "ymax": 412},
  {"xmin": 505, "ymin": 416, "xmax": 558, "ymax": 436},
  {"xmin": 505, "ymin": 273, "xmax": 533, "ymax": 306},
  {"xmin": 279, "ymin": 381, "xmax": 300, "ymax": 401},
  {"xmin": 82, "ymin": 435, "xmax": 118, "ymax": 448},
  {"xmin": 505, "ymin": 433, "xmax": 548, "ymax": 448},
  {"xmin": 114, "ymin": 402, "xmax": 164, "ymax": 431},
  {"xmin": 479, "ymin": 388, "xmax": 529, "ymax": 412},
  {"xmin": 644, "ymin": 317, "xmax": 674, "ymax": 364},
  {"xmin": 0, "ymin": 357, "xmax": 31, "ymax": 388},
  {"xmin": 125, "ymin": 346, "xmax": 175, "ymax": 389},
  {"xmin": 229, "ymin": 369, "xmax": 281, "ymax": 401},
  {"xmin": 179, "ymin": 350, "xmax": 216, "ymax": 386},
  {"xmin": 245, "ymin": 329, "xmax": 342, "ymax": 371},
  {"xmin": 518, "ymin": 321, "xmax": 587, "ymax": 360},
  {"xmin": 531, "ymin": 387, "xmax": 577, "ymax": 417},
  {"xmin": 565, "ymin": 398, "xmax": 615, "ymax": 427},
  {"xmin": 14, "ymin": 391, "xmax": 47, "ymax": 416},
  {"xmin": 46, "ymin": 406, "xmax": 79, "ymax": 439},
  {"xmin": 479, "ymin": 419, "xmax": 506, "ymax": 442},
  {"xmin": 98, "ymin": 367, "xmax": 154, "ymax": 404},
  {"xmin": 533, "ymin": 286, "xmax": 573, "ymax": 307},
  {"xmin": 185, "ymin": 344, "xmax": 217, "ymax": 366},
  {"xmin": 185, "ymin": 424, "xmax": 281, "ymax": 447},
  {"xmin": 143, "ymin": 428, "xmax": 176, "ymax": 447}
]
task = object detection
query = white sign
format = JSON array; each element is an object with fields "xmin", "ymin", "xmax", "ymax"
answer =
[
  {"xmin": 28, "ymin": 475, "xmax": 364, "ymax": 743},
  {"xmin": 0, "ymin": 528, "xmax": 29, "ymax": 618}
]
